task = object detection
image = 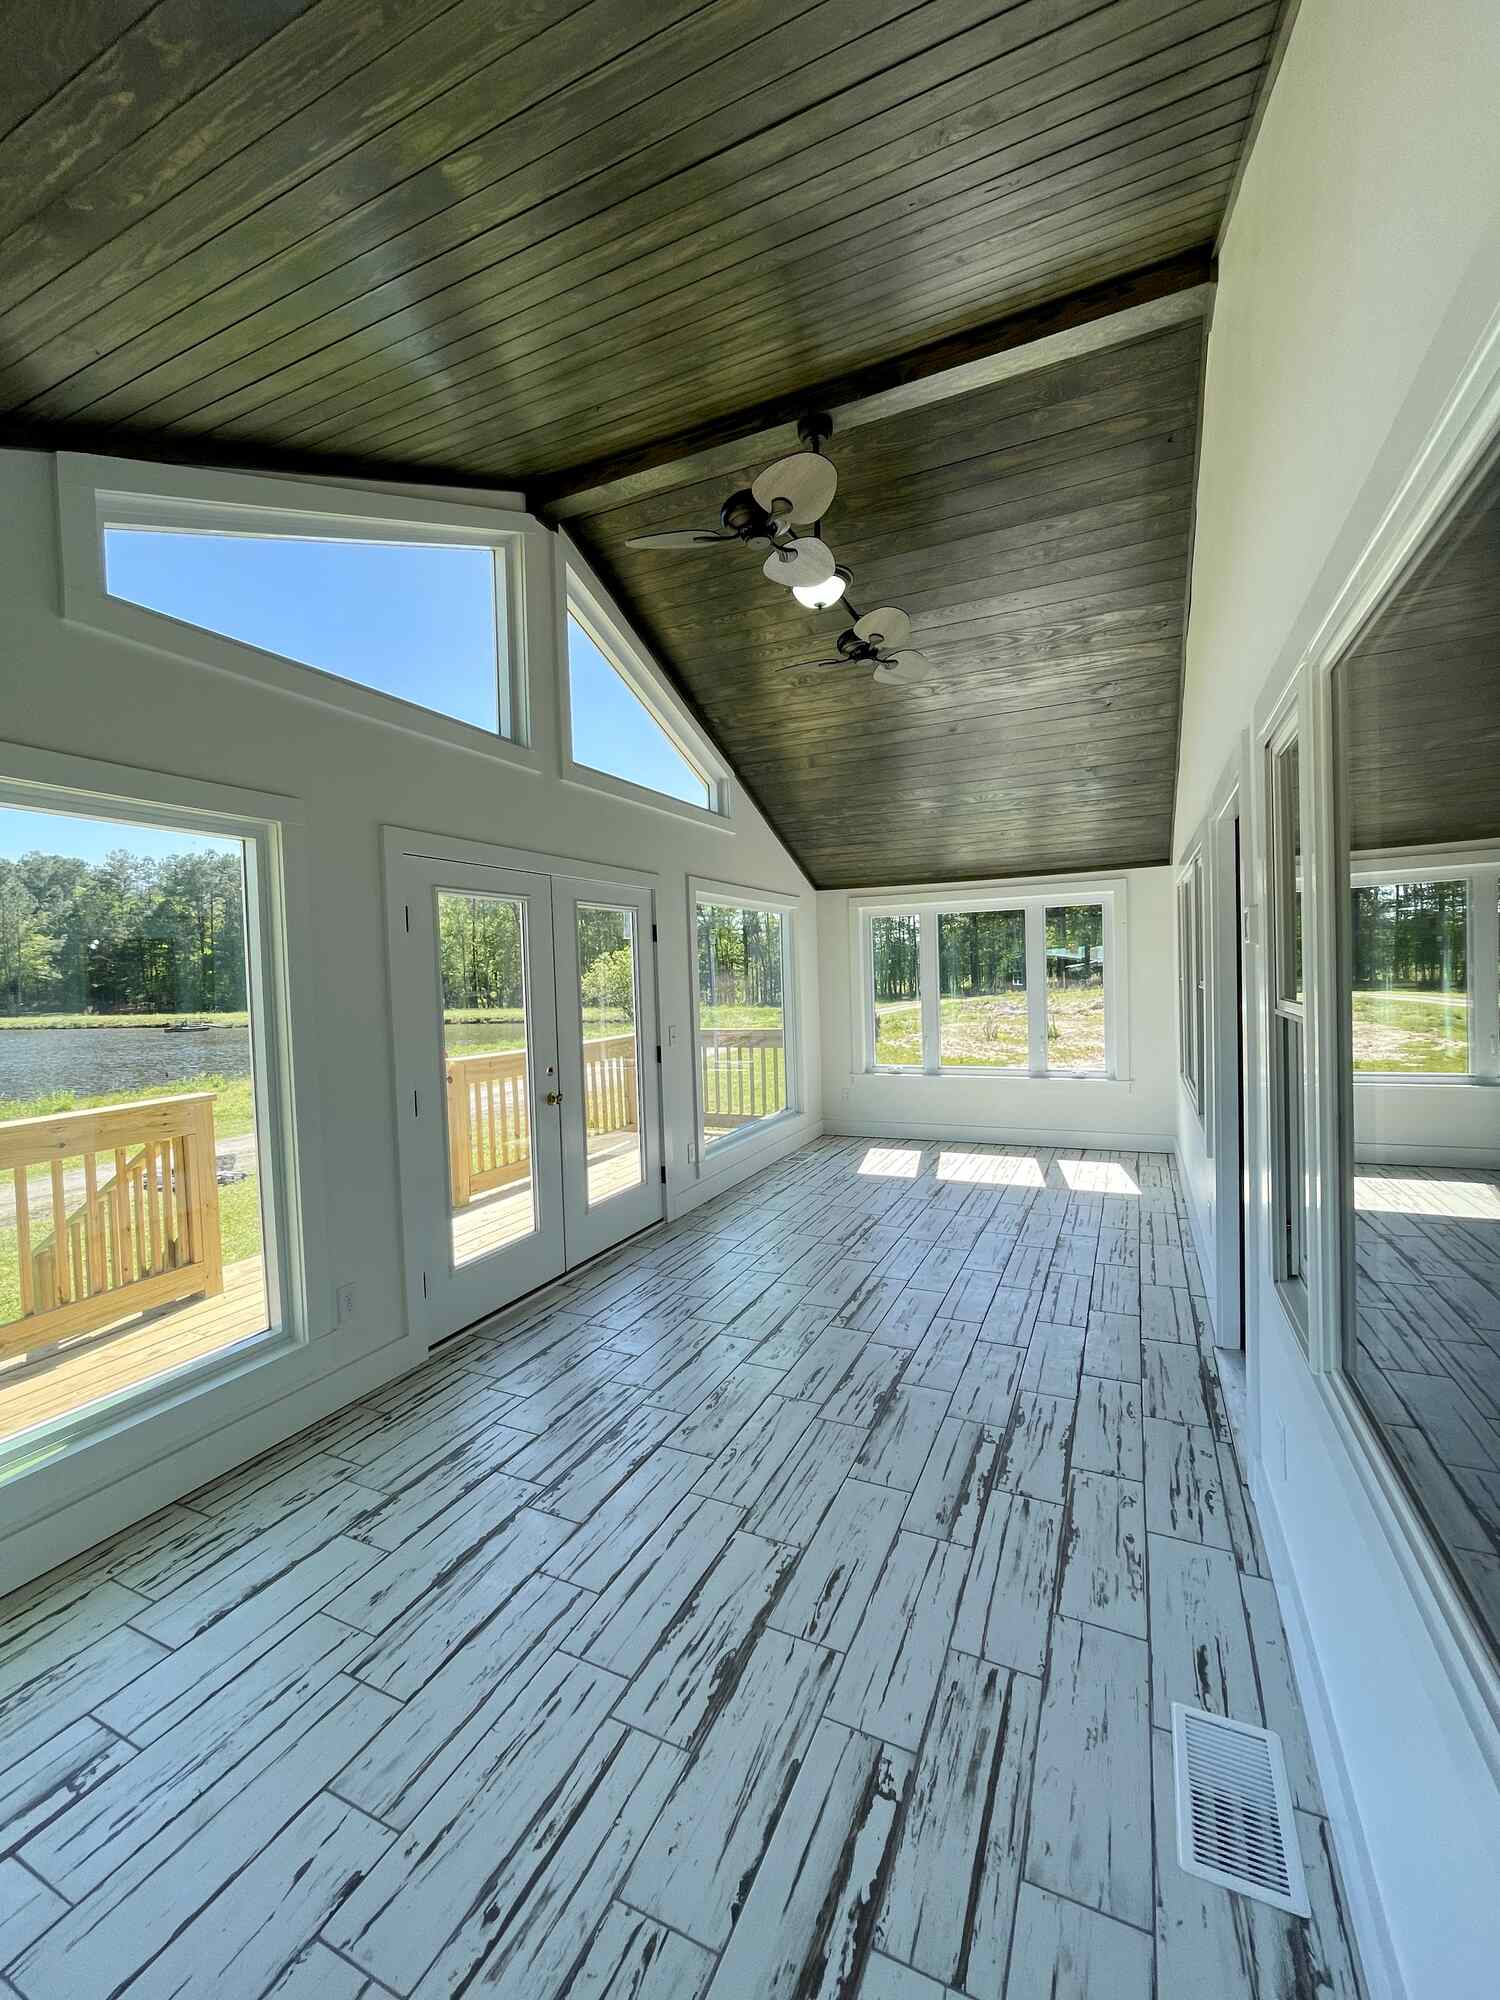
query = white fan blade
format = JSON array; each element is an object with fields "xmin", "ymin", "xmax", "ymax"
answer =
[
  {"xmin": 873, "ymin": 649, "xmax": 933, "ymax": 686},
  {"xmin": 853, "ymin": 604, "xmax": 912, "ymax": 650},
  {"xmin": 625, "ymin": 528, "xmax": 736, "ymax": 549},
  {"xmin": 751, "ymin": 451, "xmax": 838, "ymax": 524},
  {"xmin": 762, "ymin": 536, "xmax": 836, "ymax": 588}
]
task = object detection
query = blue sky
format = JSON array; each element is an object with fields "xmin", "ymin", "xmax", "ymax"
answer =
[
  {"xmin": 0, "ymin": 805, "xmax": 234, "ymax": 865},
  {"xmin": 567, "ymin": 616, "xmax": 708, "ymax": 807},
  {"xmin": 106, "ymin": 528, "xmax": 502, "ymax": 731}
]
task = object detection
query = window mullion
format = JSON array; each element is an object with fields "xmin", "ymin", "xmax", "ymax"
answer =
[
  {"xmin": 1025, "ymin": 902, "xmax": 1047, "ymax": 1075},
  {"xmin": 1472, "ymin": 865, "xmax": 1500, "ymax": 1081},
  {"xmin": 920, "ymin": 912, "xmax": 940, "ymax": 1072}
]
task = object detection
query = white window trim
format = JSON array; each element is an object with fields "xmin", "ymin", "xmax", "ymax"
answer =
[
  {"xmin": 850, "ymin": 876, "xmax": 1129, "ymax": 1081},
  {"xmin": 55, "ymin": 453, "xmax": 554, "ymax": 771},
  {"xmin": 688, "ymin": 876, "xmax": 801, "ymax": 1168},
  {"xmin": 558, "ymin": 532, "xmax": 734, "ymax": 828},
  {"xmin": 1347, "ymin": 841, "xmax": 1500, "ymax": 1085},
  {"xmin": 0, "ymin": 739, "xmax": 333, "ymax": 1487},
  {"xmin": 1177, "ymin": 848, "xmax": 1209, "ymax": 1122}
]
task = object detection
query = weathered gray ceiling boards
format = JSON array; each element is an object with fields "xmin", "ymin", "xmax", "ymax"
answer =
[{"xmin": 0, "ymin": 0, "xmax": 1288, "ymax": 881}]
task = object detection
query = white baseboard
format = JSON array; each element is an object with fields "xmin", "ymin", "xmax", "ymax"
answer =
[
  {"xmin": 670, "ymin": 1113, "xmax": 825, "ymax": 1218},
  {"xmin": 1249, "ymin": 1460, "xmax": 1405, "ymax": 2000},
  {"xmin": 824, "ymin": 1114, "xmax": 1175, "ymax": 1153}
]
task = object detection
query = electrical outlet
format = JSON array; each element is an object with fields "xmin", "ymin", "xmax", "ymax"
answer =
[{"xmin": 336, "ymin": 1282, "xmax": 357, "ymax": 1325}]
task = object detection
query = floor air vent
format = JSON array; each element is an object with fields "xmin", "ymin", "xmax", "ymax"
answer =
[{"xmin": 1172, "ymin": 1703, "xmax": 1310, "ymax": 1916}]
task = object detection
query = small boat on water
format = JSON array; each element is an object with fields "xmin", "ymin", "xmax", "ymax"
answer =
[{"xmin": 162, "ymin": 1021, "xmax": 212, "ymax": 1034}]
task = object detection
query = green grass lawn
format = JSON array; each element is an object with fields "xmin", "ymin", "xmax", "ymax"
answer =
[
  {"xmin": 0, "ymin": 1012, "xmax": 250, "ymax": 1031},
  {"xmin": 1350, "ymin": 990, "xmax": 1468, "ymax": 1073},
  {"xmin": 874, "ymin": 990, "xmax": 1106, "ymax": 1070}
]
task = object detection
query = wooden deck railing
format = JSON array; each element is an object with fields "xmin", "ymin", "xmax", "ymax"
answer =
[
  {"xmin": 699, "ymin": 1027, "xmax": 787, "ymax": 1131},
  {"xmin": 1, "ymin": 1093, "xmax": 223, "ymax": 1363},
  {"xmin": 445, "ymin": 1034, "xmax": 640, "ymax": 1209}
]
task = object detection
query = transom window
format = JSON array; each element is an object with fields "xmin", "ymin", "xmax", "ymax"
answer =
[
  {"xmin": 564, "ymin": 560, "xmax": 728, "ymax": 818},
  {"xmin": 859, "ymin": 884, "xmax": 1123, "ymax": 1078}
]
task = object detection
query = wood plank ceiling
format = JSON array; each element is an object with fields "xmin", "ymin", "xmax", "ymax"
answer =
[{"xmin": 0, "ymin": 0, "xmax": 1290, "ymax": 884}]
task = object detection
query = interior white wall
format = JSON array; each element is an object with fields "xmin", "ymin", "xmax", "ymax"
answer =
[
  {"xmin": 0, "ymin": 446, "xmax": 820, "ymax": 1589},
  {"xmin": 816, "ymin": 868, "xmax": 1177, "ymax": 1150},
  {"xmin": 1174, "ymin": 1, "xmax": 1500, "ymax": 1993}
]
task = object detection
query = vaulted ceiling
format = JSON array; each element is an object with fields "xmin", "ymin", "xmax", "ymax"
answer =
[{"xmin": 0, "ymin": 0, "xmax": 1293, "ymax": 885}]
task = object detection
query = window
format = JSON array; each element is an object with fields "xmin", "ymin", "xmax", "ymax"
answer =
[
  {"xmin": 857, "ymin": 883, "xmax": 1124, "ymax": 1077},
  {"xmin": 693, "ymin": 890, "xmax": 796, "ymax": 1151},
  {"xmin": 1178, "ymin": 853, "xmax": 1208, "ymax": 1117},
  {"xmin": 566, "ymin": 611, "xmax": 711, "ymax": 810},
  {"xmin": 58, "ymin": 456, "xmax": 547, "ymax": 755},
  {"xmin": 0, "ymin": 782, "xmax": 294, "ymax": 1449},
  {"xmin": 1268, "ymin": 724, "xmax": 1308, "ymax": 1318},
  {"xmin": 870, "ymin": 913, "xmax": 921, "ymax": 1068},
  {"xmin": 1348, "ymin": 872, "xmax": 1500, "ymax": 1077},
  {"xmin": 563, "ymin": 556, "xmax": 729, "ymax": 818}
]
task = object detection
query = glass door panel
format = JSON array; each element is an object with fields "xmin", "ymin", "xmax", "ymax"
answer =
[{"xmin": 553, "ymin": 877, "xmax": 662, "ymax": 1266}]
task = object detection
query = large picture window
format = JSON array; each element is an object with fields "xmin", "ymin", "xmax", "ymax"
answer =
[
  {"xmin": 693, "ymin": 889, "xmax": 796, "ymax": 1153},
  {"xmin": 1348, "ymin": 872, "xmax": 1497, "ymax": 1076},
  {"xmin": 860, "ymin": 883, "xmax": 1123, "ymax": 1077}
]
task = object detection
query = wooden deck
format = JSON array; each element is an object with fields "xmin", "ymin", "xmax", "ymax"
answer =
[
  {"xmin": 451, "ymin": 1136, "xmax": 643, "ymax": 1266},
  {"xmin": 0, "ymin": 1256, "xmax": 269, "ymax": 1446}
]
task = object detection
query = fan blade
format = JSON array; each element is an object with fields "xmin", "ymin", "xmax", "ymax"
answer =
[
  {"xmin": 853, "ymin": 605, "xmax": 912, "ymax": 649},
  {"xmin": 752, "ymin": 451, "xmax": 838, "ymax": 524},
  {"xmin": 872, "ymin": 649, "xmax": 933, "ymax": 686},
  {"xmin": 625, "ymin": 528, "xmax": 736, "ymax": 549},
  {"xmin": 762, "ymin": 535, "xmax": 836, "ymax": 589}
]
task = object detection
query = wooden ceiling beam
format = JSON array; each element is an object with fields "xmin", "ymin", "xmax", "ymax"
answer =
[{"xmin": 534, "ymin": 246, "xmax": 1214, "ymax": 519}]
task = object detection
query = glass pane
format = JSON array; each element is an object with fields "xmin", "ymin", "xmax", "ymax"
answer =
[
  {"xmin": 0, "ymin": 802, "xmax": 272, "ymax": 1444},
  {"xmin": 1350, "ymin": 880, "xmax": 1469, "ymax": 1072},
  {"xmin": 437, "ymin": 893, "xmax": 536, "ymax": 1267},
  {"xmin": 871, "ymin": 914, "xmax": 921, "ymax": 1066},
  {"xmin": 104, "ymin": 530, "xmax": 508, "ymax": 736},
  {"xmin": 1279, "ymin": 1014, "xmax": 1306, "ymax": 1282},
  {"xmin": 1333, "ymin": 443, "xmax": 1500, "ymax": 1666},
  {"xmin": 696, "ymin": 901, "xmax": 787, "ymax": 1149},
  {"xmin": 1045, "ymin": 904, "xmax": 1106, "ymax": 1071},
  {"xmin": 568, "ymin": 612, "xmax": 711, "ymax": 809},
  {"xmin": 938, "ymin": 911, "xmax": 1026, "ymax": 1068},
  {"xmin": 577, "ymin": 905, "xmax": 644, "ymax": 1207}
]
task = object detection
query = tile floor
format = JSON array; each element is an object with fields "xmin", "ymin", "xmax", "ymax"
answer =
[{"xmin": 0, "ymin": 1136, "xmax": 1367, "ymax": 1998}]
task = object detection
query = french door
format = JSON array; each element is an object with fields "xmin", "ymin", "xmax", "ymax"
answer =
[{"xmin": 386, "ymin": 838, "xmax": 662, "ymax": 1342}]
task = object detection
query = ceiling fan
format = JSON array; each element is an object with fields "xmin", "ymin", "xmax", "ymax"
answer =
[
  {"xmin": 625, "ymin": 412, "xmax": 842, "ymax": 597},
  {"xmin": 786, "ymin": 604, "xmax": 934, "ymax": 688}
]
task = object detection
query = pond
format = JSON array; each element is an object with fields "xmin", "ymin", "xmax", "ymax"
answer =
[{"xmin": 0, "ymin": 1024, "xmax": 253, "ymax": 1105}]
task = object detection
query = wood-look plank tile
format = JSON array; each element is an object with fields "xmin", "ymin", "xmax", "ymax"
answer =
[
  {"xmin": 1005, "ymin": 1882, "xmax": 1153, "ymax": 2000},
  {"xmin": 1073, "ymin": 1376, "xmax": 1144, "ymax": 1481},
  {"xmin": 505, "ymin": 1396, "xmax": 686, "ymax": 1521},
  {"xmin": 1026, "ymin": 1615, "xmax": 1153, "ymax": 1929},
  {"xmin": 770, "ymin": 1478, "xmax": 908, "ymax": 1649},
  {"xmin": 744, "ymin": 1415, "xmax": 866, "ymax": 1544},
  {"xmin": 904, "ymin": 1417, "xmax": 1002, "ymax": 1547},
  {"xmin": 1019, "ymin": 1322, "xmax": 1085, "ymax": 1397},
  {"xmin": 994, "ymin": 1390, "xmax": 1074, "ymax": 1503},
  {"xmin": 568, "ymin": 1905, "xmax": 715, "ymax": 1998},
  {"xmin": 859, "ymin": 1955, "xmax": 957, "ymax": 1998},
  {"xmin": 1141, "ymin": 1282, "xmax": 1201, "ymax": 1343},
  {"xmin": 0, "ymin": 1620, "xmax": 169, "ymax": 1765},
  {"xmin": 0, "ymin": 1857, "xmax": 68, "ymax": 1966},
  {"xmin": 1148, "ymin": 1534, "xmax": 1261, "ymax": 1722},
  {"xmin": 261, "ymin": 1941, "xmax": 375, "ymax": 1998},
  {"xmin": 775, "ymin": 1323, "xmax": 867, "ymax": 1403},
  {"xmin": 1143, "ymin": 1417, "xmax": 1231, "ymax": 1547},
  {"xmin": 827, "ymin": 1533, "xmax": 968, "ymax": 1750},
  {"xmin": 855, "ymin": 1383, "xmax": 950, "ymax": 1490},
  {"xmin": 712, "ymin": 1719, "xmax": 909, "ymax": 1997},
  {"xmin": 624, "ymin": 1631, "xmax": 838, "ymax": 1950},
  {"xmin": 545, "ymin": 1449, "xmax": 703, "ymax": 1590},
  {"xmin": 0, "ymin": 1715, "xmax": 135, "ymax": 1855},
  {"xmin": 875, "ymin": 1653, "xmax": 1040, "ymax": 1993},
  {"xmin": 953, "ymin": 1493, "xmax": 1062, "ymax": 1678},
  {"xmin": 1057, "ymin": 1470, "xmax": 1147, "ymax": 1638},
  {"xmin": 1141, "ymin": 1338, "xmax": 1213, "ymax": 1426},
  {"xmin": 905, "ymin": 1317, "xmax": 978, "ymax": 1392},
  {"xmin": 822, "ymin": 1342, "xmax": 909, "ymax": 1425},
  {"xmin": 1082, "ymin": 1310, "xmax": 1143, "ymax": 1383},
  {"xmin": 1240, "ymin": 1571, "xmax": 1325, "ymax": 1814},
  {"xmin": 979, "ymin": 1285, "xmax": 1041, "ymax": 1345},
  {"xmin": 949, "ymin": 1340, "xmax": 1025, "ymax": 1425}
]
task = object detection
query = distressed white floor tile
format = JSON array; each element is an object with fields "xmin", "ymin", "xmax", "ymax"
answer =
[
  {"xmin": 1073, "ymin": 1375, "xmax": 1144, "ymax": 1481},
  {"xmin": 993, "ymin": 1390, "xmax": 1073, "ymax": 1503},
  {"xmin": 903, "ymin": 1417, "xmax": 1002, "ymax": 1547},
  {"xmin": 571, "ymin": 1905, "xmax": 715, "ymax": 1997},
  {"xmin": 855, "ymin": 1383, "xmax": 950, "ymax": 1490},
  {"xmin": 1057, "ymin": 1470, "xmax": 1147, "ymax": 1638},
  {"xmin": 1004, "ymin": 1882, "xmax": 1153, "ymax": 2000},
  {"xmin": 951, "ymin": 1493, "xmax": 1061, "ymax": 1678},
  {"xmin": 770, "ymin": 1478, "xmax": 908, "ymax": 1648},
  {"xmin": 744, "ymin": 1416, "xmax": 866, "ymax": 1543},
  {"xmin": 1148, "ymin": 1533, "xmax": 1261, "ymax": 1722},
  {"xmin": 948, "ymin": 1341, "xmax": 1025, "ymax": 1425},
  {"xmin": 827, "ymin": 1533, "xmax": 967, "ymax": 1750}
]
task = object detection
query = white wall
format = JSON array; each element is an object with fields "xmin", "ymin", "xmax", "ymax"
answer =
[
  {"xmin": 0, "ymin": 447, "xmax": 820, "ymax": 1588},
  {"xmin": 816, "ymin": 868, "xmax": 1178, "ymax": 1150},
  {"xmin": 1352, "ymin": 1084, "xmax": 1500, "ymax": 1169},
  {"xmin": 1175, "ymin": 2, "xmax": 1500, "ymax": 1993}
]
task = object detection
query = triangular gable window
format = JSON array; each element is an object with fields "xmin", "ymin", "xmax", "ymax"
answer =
[{"xmin": 567, "ymin": 610, "xmax": 711, "ymax": 810}]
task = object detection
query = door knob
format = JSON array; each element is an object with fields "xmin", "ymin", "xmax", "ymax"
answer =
[{"xmin": 546, "ymin": 1090, "xmax": 563, "ymax": 1105}]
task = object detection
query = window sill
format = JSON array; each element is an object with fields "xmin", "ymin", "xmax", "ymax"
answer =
[
  {"xmin": 855, "ymin": 1068, "xmax": 1128, "ymax": 1084},
  {"xmin": 700, "ymin": 1106, "xmax": 801, "ymax": 1165},
  {"xmin": 1352, "ymin": 1073, "xmax": 1496, "ymax": 1087},
  {"xmin": 560, "ymin": 762, "xmax": 731, "ymax": 828}
]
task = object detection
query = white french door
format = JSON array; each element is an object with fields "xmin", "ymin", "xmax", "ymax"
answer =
[{"xmin": 386, "ymin": 838, "xmax": 663, "ymax": 1343}]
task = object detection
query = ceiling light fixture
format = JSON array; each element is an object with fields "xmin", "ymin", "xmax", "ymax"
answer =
[{"xmin": 793, "ymin": 563, "xmax": 851, "ymax": 610}]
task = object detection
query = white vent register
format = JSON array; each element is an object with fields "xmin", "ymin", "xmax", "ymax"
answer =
[{"xmin": 1172, "ymin": 1703, "xmax": 1310, "ymax": 1916}]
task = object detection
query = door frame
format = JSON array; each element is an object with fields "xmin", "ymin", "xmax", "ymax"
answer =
[{"xmin": 382, "ymin": 827, "xmax": 665, "ymax": 1347}]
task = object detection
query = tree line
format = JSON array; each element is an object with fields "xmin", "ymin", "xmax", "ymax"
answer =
[
  {"xmin": 1350, "ymin": 880, "xmax": 1467, "ymax": 990},
  {"xmin": 438, "ymin": 896, "xmax": 632, "ymax": 1013},
  {"xmin": 871, "ymin": 906, "xmax": 1106, "ymax": 1001},
  {"xmin": 0, "ymin": 848, "xmax": 248, "ymax": 1017},
  {"xmin": 697, "ymin": 903, "xmax": 784, "ymax": 1009}
]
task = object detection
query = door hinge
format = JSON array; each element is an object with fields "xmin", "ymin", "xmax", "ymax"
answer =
[
  {"xmin": 404, "ymin": 903, "xmax": 410, "ymax": 933},
  {"xmin": 661, "ymin": 1164, "xmax": 668, "ymax": 1185},
  {"xmin": 651, "ymin": 923, "xmax": 658, "ymax": 942},
  {"xmin": 655, "ymin": 1044, "xmax": 662, "ymax": 1063},
  {"xmin": 421, "ymin": 1270, "xmax": 428, "ymax": 1298},
  {"xmin": 412, "ymin": 1088, "xmax": 420, "ymax": 1117}
]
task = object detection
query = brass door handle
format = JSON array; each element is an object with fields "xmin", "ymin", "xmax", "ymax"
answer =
[{"xmin": 546, "ymin": 1091, "xmax": 563, "ymax": 1105}]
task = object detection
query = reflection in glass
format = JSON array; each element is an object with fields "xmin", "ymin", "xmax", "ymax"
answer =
[
  {"xmin": 696, "ymin": 901, "xmax": 788, "ymax": 1149},
  {"xmin": 938, "ymin": 911, "xmax": 1027, "ymax": 1068},
  {"xmin": 1334, "ymin": 448, "xmax": 1500, "ymax": 1663},
  {"xmin": 0, "ymin": 803, "xmax": 271, "ymax": 1443},
  {"xmin": 437, "ymin": 892, "xmax": 536, "ymax": 1266},
  {"xmin": 871, "ymin": 913, "xmax": 921, "ymax": 1067},
  {"xmin": 1045, "ymin": 904, "xmax": 1106, "ymax": 1071},
  {"xmin": 576, "ymin": 905, "xmax": 644, "ymax": 1207}
]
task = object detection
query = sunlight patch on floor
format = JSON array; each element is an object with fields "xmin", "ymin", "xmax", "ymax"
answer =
[{"xmin": 857, "ymin": 1146, "xmax": 922, "ymax": 1179}]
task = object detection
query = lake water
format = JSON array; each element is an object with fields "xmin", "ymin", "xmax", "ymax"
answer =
[{"xmin": 0, "ymin": 1024, "xmax": 253, "ymax": 1105}]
